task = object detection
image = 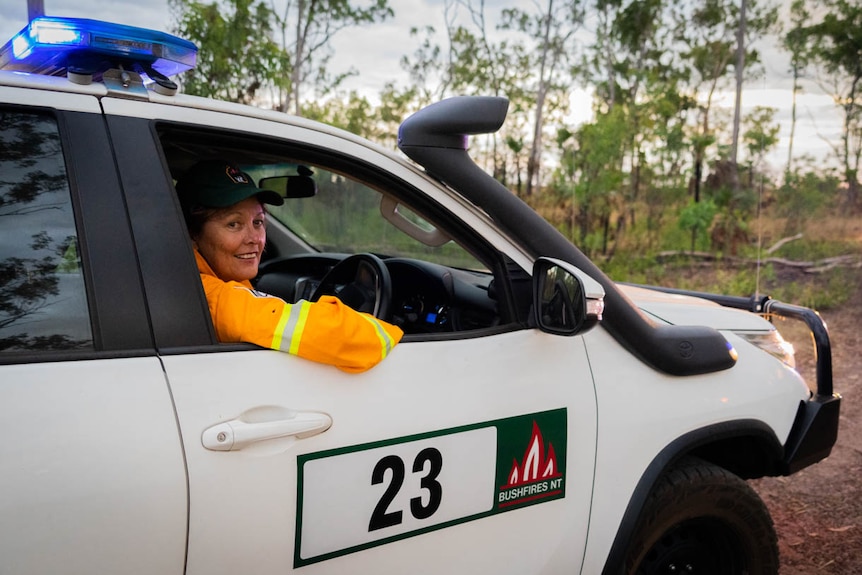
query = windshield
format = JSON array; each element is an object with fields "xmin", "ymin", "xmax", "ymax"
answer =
[{"xmin": 248, "ymin": 163, "xmax": 487, "ymax": 271}]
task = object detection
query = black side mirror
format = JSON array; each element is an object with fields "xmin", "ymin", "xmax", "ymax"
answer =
[{"xmin": 532, "ymin": 257, "xmax": 603, "ymax": 336}]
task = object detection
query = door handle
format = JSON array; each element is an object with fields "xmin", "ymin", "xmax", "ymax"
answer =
[{"xmin": 202, "ymin": 410, "xmax": 332, "ymax": 451}]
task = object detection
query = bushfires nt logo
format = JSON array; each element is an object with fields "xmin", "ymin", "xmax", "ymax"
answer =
[{"xmin": 497, "ymin": 420, "xmax": 565, "ymax": 508}]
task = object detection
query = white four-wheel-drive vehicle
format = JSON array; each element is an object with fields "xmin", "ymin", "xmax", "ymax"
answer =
[{"xmin": 0, "ymin": 17, "xmax": 840, "ymax": 575}]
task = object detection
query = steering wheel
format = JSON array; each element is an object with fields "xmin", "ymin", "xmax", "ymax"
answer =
[{"xmin": 310, "ymin": 253, "xmax": 392, "ymax": 320}]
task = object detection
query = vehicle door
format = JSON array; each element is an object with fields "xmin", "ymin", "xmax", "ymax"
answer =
[
  {"xmin": 0, "ymin": 90, "xmax": 186, "ymax": 573},
  {"xmin": 103, "ymin": 96, "xmax": 599, "ymax": 575}
]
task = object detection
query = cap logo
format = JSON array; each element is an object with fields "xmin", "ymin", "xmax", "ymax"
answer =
[{"xmin": 225, "ymin": 165, "xmax": 250, "ymax": 185}]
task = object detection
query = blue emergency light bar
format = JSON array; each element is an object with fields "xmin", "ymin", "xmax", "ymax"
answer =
[{"xmin": 0, "ymin": 16, "xmax": 197, "ymax": 80}]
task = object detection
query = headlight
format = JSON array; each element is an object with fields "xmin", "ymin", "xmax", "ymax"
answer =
[{"xmin": 736, "ymin": 330, "xmax": 796, "ymax": 369}]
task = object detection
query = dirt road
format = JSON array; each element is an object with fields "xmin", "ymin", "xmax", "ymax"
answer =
[{"xmin": 751, "ymin": 278, "xmax": 862, "ymax": 573}]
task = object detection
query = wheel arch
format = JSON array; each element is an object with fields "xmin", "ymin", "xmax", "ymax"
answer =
[{"xmin": 600, "ymin": 419, "xmax": 783, "ymax": 575}]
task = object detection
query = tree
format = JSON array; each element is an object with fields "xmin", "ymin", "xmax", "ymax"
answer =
[
  {"xmin": 675, "ymin": 5, "xmax": 735, "ymax": 203},
  {"xmin": 799, "ymin": 0, "xmax": 862, "ymax": 207},
  {"xmin": 678, "ymin": 198, "xmax": 718, "ymax": 253},
  {"xmin": 399, "ymin": 25, "xmax": 448, "ymax": 105},
  {"xmin": 447, "ymin": 0, "xmax": 510, "ymax": 97},
  {"xmin": 171, "ymin": 0, "xmax": 392, "ymax": 113},
  {"xmin": 563, "ymin": 107, "xmax": 627, "ymax": 255},
  {"xmin": 587, "ymin": 0, "xmax": 680, "ymax": 234},
  {"xmin": 401, "ymin": 1, "xmax": 536, "ymax": 190},
  {"xmin": 302, "ymin": 90, "xmax": 379, "ymax": 137},
  {"xmin": 742, "ymin": 105, "xmax": 780, "ymax": 186},
  {"xmin": 171, "ymin": 0, "xmax": 286, "ymax": 104},
  {"xmin": 782, "ymin": 0, "xmax": 812, "ymax": 177},
  {"xmin": 729, "ymin": 0, "xmax": 746, "ymax": 189},
  {"xmin": 270, "ymin": 0, "xmax": 394, "ymax": 115},
  {"xmin": 445, "ymin": 1, "xmax": 534, "ymax": 187},
  {"xmin": 731, "ymin": 0, "xmax": 779, "ymax": 188},
  {"xmin": 499, "ymin": 0, "xmax": 585, "ymax": 196},
  {"xmin": 673, "ymin": 0, "xmax": 777, "ymax": 202}
]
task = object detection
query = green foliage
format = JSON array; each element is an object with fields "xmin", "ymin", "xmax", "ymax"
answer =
[
  {"xmin": 689, "ymin": 266, "xmax": 761, "ymax": 296},
  {"xmin": 171, "ymin": 0, "xmax": 393, "ymax": 112},
  {"xmin": 801, "ymin": 0, "xmax": 862, "ymax": 79},
  {"xmin": 783, "ymin": 0, "xmax": 812, "ymax": 71},
  {"xmin": 171, "ymin": 0, "xmax": 285, "ymax": 104},
  {"xmin": 554, "ymin": 106, "xmax": 629, "ymax": 253},
  {"xmin": 678, "ymin": 198, "xmax": 717, "ymax": 251},
  {"xmin": 608, "ymin": 257, "xmax": 855, "ymax": 311},
  {"xmin": 743, "ymin": 106, "xmax": 780, "ymax": 168},
  {"xmin": 600, "ymin": 252, "xmax": 668, "ymax": 285},
  {"xmin": 399, "ymin": 26, "xmax": 445, "ymax": 103},
  {"xmin": 775, "ymin": 169, "xmax": 842, "ymax": 231},
  {"xmin": 303, "ymin": 91, "xmax": 382, "ymax": 140},
  {"xmin": 772, "ymin": 268, "xmax": 858, "ymax": 309},
  {"xmin": 796, "ymin": 0, "xmax": 862, "ymax": 204},
  {"xmin": 278, "ymin": 0, "xmax": 394, "ymax": 114},
  {"xmin": 769, "ymin": 237, "xmax": 859, "ymax": 261}
]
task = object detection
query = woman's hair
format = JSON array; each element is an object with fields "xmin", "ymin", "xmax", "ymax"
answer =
[
  {"xmin": 183, "ymin": 203, "xmax": 222, "ymax": 239},
  {"xmin": 183, "ymin": 200, "xmax": 269, "ymax": 239}
]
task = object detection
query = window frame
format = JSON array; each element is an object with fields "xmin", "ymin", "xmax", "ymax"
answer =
[{"xmin": 153, "ymin": 121, "xmax": 531, "ymax": 340}]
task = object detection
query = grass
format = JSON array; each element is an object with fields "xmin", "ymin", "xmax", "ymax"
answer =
[
  {"xmin": 531, "ymin": 192, "xmax": 862, "ymax": 310},
  {"xmin": 601, "ymin": 216, "xmax": 862, "ymax": 311}
]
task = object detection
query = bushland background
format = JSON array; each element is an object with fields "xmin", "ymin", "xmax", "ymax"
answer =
[{"xmin": 173, "ymin": 1, "xmax": 862, "ymax": 570}]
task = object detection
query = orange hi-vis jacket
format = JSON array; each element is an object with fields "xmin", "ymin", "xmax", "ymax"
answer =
[{"xmin": 195, "ymin": 250, "xmax": 403, "ymax": 373}]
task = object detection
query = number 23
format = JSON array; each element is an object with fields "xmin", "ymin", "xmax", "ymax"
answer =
[{"xmin": 368, "ymin": 447, "xmax": 443, "ymax": 532}]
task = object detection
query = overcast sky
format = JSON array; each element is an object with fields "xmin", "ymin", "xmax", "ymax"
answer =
[{"xmin": 0, "ymin": 0, "xmax": 844, "ymax": 174}]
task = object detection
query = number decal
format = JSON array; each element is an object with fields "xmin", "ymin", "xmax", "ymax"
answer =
[
  {"xmin": 368, "ymin": 448, "xmax": 444, "ymax": 531},
  {"xmin": 411, "ymin": 447, "xmax": 443, "ymax": 520},
  {"xmin": 368, "ymin": 455, "xmax": 405, "ymax": 531},
  {"xmin": 297, "ymin": 424, "xmax": 510, "ymax": 565}
]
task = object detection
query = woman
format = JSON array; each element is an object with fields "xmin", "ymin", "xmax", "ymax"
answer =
[{"xmin": 176, "ymin": 160, "xmax": 402, "ymax": 373}]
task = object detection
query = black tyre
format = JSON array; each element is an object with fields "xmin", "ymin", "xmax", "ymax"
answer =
[{"xmin": 625, "ymin": 456, "xmax": 778, "ymax": 575}]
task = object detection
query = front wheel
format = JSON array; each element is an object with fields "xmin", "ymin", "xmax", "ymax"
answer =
[{"xmin": 625, "ymin": 456, "xmax": 779, "ymax": 575}]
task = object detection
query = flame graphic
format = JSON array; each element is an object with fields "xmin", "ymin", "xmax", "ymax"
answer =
[{"xmin": 504, "ymin": 421, "xmax": 560, "ymax": 487}]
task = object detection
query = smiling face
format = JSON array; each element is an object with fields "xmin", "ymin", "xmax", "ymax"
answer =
[{"xmin": 193, "ymin": 197, "xmax": 267, "ymax": 282}]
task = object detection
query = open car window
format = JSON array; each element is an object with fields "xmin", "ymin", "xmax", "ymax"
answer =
[{"xmin": 159, "ymin": 124, "xmax": 524, "ymax": 336}]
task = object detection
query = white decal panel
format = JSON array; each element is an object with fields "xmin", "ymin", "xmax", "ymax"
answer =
[
  {"xmin": 294, "ymin": 409, "xmax": 568, "ymax": 567},
  {"xmin": 299, "ymin": 427, "xmax": 496, "ymax": 562}
]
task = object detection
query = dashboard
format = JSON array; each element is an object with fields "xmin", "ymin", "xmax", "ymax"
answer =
[{"xmin": 254, "ymin": 254, "xmax": 500, "ymax": 335}]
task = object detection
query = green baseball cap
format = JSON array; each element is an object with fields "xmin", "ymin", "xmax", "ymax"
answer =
[{"xmin": 176, "ymin": 160, "xmax": 284, "ymax": 208}]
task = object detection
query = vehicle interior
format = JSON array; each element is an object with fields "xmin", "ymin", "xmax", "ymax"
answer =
[{"xmin": 158, "ymin": 124, "xmax": 532, "ymax": 338}]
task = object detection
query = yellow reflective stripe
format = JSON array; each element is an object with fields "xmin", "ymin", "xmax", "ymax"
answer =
[
  {"xmin": 271, "ymin": 300, "xmax": 311, "ymax": 354},
  {"xmin": 288, "ymin": 301, "xmax": 311, "ymax": 355},
  {"xmin": 360, "ymin": 314, "xmax": 395, "ymax": 359},
  {"xmin": 270, "ymin": 305, "xmax": 291, "ymax": 350}
]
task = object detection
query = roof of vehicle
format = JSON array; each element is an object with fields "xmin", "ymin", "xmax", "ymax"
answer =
[{"xmin": 0, "ymin": 67, "xmax": 394, "ymax": 151}]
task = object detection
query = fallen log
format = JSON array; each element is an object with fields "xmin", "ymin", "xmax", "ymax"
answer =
[
  {"xmin": 765, "ymin": 233, "xmax": 804, "ymax": 255},
  {"xmin": 654, "ymin": 251, "xmax": 860, "ymax": 274}
]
